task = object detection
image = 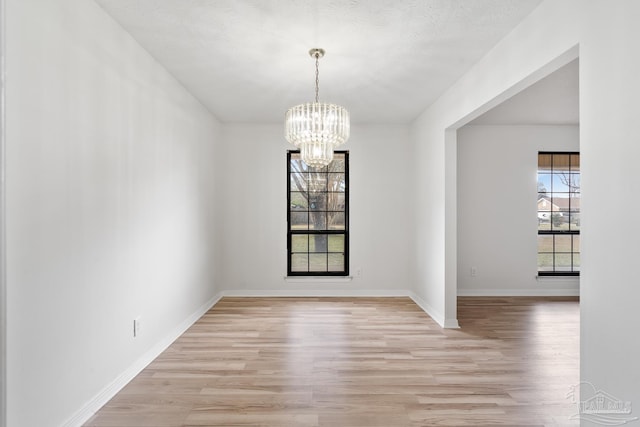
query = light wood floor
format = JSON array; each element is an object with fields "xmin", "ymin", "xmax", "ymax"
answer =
[{"xmin": 84, "ymin": 297, "xmax": 579, "ymax": 427}]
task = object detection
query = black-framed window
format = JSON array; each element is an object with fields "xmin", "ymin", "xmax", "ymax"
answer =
[
  {"xmin": 537, "ymin": 152, "xmax": 580, "ymax": 276},
  {"xmin": 287, "ymin": 151, "xmax": 349, "ymax": 276}
]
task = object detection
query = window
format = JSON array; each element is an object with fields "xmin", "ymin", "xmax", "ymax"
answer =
[
  {"xmin": 537, "ymin": 152, "xmax": 580, "ymax": 276},
  {"xmin": 287, "ymin": 151, "xmax": 349, "ymax": 276}
]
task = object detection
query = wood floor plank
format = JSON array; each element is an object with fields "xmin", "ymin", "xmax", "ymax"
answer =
[{"xmin": 84, "ymin": 296, "xmax": 579, "ymax": 426}]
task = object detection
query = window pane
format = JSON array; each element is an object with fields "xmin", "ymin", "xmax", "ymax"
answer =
[
  {"xmin": 552, "ymin": 173, "xmax": 580, "ymax": 194},
  {"xmin": 538, "ymin": 153, "xmax": 552, "ymax": 170},
  {"xmin": 552, "ymin": 175, "xmax": 571, "ymax": 192},
  {"xmin": 290, "ymin": 173, "xmax": 307, "ymax": 192},
  {"xmin": 308, "ymin": 164, "xmax": 328, "ymax": 173},
  {"xmin": 555, "ymin": 235, "xmax": 572, "ymax": 252},
  {"xmin": 573, "ymin": 252, "xmax": 581, "ymax": 270},
  {"xmin": 290, "ymin": 212, "xmax": 309, "ymax": 230},
  {"xmin": 306, "ymin": 175, "xmax": 327, "ymax": 193},
  {"xmin": 552, "ymin": 154, "xmax": 571, "ymax": 172},
  {"xmin": 549, "ymin": 212, "xmax": 567, "ymax": 231},
  {"xmin": 309, "ymin": 234, "xmax": 328, "ymax": 253},
  {"xmin": 569, "ymin": 173, "xmax": 580, "ymax": 192},
  {"xmin": 309, "ymin": 253, "xmax": 328, "ymax": 272},
  {"xmin": 328, "ymin": 212, "xmax": 345, "ymax": 230},
  {"xmin": 291, "ymin": 235, "xmax": 308, "ymax": 252},
  {"xmin": 308, "ymin": 212, "xmax": 327, "ymax": 230},
  {"xmin": 327, "ymin": 193, "xmax": 345, "ymax": 212},
  {"xmin": 328, "ymin": 234, "xmax": 345, "ymax": 252},
  {"xmin": 568, "ymin": 213, "xmax": 581, "ymax": 231},
  {"xmin": 538, "ymin": 174, "xmax": 552, "ymax": 193},
  {"xmin": 290, "ymin": 155, "xmax": 309, "ymax": 173},
  {"xmin": 328, "ymin": 253, "xmax": 344, "ymax": 271},
  {"xmin": 327, "ymin": 173, "xmax": 346, "ymax": 192},
  {"xmin": 573, "ymin": 235, "xmax": 581, "ymax": 252},
  {"xmin": 538, "ymin": 253, "xmax": 554, "ymax": 271},
  {"xmin": 538, "ymin": 214, "xmax": 551, "ymax": 231},
  {"xmin": 570, "ymin": 154, "xmax": 580, "ymax": 171},
  {"xmin": 555, "ymin": 253, "xmax": 573, "ymax": 271},
  {"xmin": 569, "ymin": 195, "xmax": 580, "ymax": 211},
  {"xmin": 290, "ymin": 192, "xmax": 308, "ymax": 210},
  {"xmin": 538, "ymin": 235, "xmax": 554, "ymax": 253},
  {"xmin": 309, "ymin": 195, "xmax": 327, "ymax": 211},
  {"xmin": 291, "ymin": 254, "xmax": 308, "ymax": 272},
  {"xmin": 538, "ymin": 196, "xmax": 552, "ymax": 212},
  {"xmin": 329, "ymin": 155, "xmax": 345, "ymax": 172}
]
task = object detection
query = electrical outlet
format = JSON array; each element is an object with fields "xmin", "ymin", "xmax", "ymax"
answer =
[
  {"xmin": 133, "ymin": 317, "xmax": 141, "ymax": 338},
  {"xmin": 470, "ymin": 267, "xmax": 477, "ymax": 277},
  {"xmin": 356, "ymin": 268, "xmax": 362, "ymax": 277}
]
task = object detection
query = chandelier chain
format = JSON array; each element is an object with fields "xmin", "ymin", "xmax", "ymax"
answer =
[{"xmin": 315, "ymin": 52, "xmax": 320, "ymax": 103}]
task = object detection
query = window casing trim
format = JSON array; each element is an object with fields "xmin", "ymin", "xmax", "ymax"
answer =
[
  {"xmin": 287, "ymin": 150, "xmax": 349, "ymax": 277},
  {"xmin": 537, "ymin": 151, "xmax": 580, "ymax": 277}
]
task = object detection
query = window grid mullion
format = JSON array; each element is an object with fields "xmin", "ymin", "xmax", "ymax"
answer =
[
  {"xmin": 287, "ymin": 150, "xmax": 349, "ymax": 276},
  {"xmin": 538, "ymin": 151, "xmax": 579, "ymax": 277}
]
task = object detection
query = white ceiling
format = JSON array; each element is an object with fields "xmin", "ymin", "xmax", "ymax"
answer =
[
  {"xmin": 469, "ymin": 58, "xmax": 579, "ymax": 125},
  {"xmin": 93, "ymin": 0, "xmax": 543, "ymax": 124}
]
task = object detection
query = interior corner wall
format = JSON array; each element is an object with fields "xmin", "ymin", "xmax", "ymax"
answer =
[
  {"xmin": 5, "ymin": 0, "xmax": 222, "ymax": 425},
  {"xmin": 218, "ymin": 123, "xmax": 414, "ymax": 296},
  {"xmin": 456, "ymin": 125, "xmax": 579, "ymax": 296},
  {"xmin": 409, "ymin": 118, "xmax": 447, "ymax": 324},
  {"xmin": 411, "ymin": 0, "xmax": 640, "ymax": 414},
  {"xmin": 0, "ymin": 0, "xmax": 6, "ymax": 424},
  {"xmin": 410, "ymin": 1, "xmax": 581, "ymax": 326}
]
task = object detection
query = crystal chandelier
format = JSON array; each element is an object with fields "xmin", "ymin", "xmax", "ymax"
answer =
[{"xmin": 285, "ymin": 48, "xmax": 350, "ymax": 168}]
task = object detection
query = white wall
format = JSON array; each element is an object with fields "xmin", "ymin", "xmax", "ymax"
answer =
[
  {"xmin": 579, "ymin": 1, "xmax": 640, "ymax": 409},
  {"xmin": 457, "ymin": 125, "xmax": 579, "ymax": 296},
  {"xmin": 5, "ymin": 0, "xmax": 221, "ymax": 425},
  {"xmin": 6, "ymin": 0, "xmax": 640, "ymax": 424},
  {"xmin": 411, "ymin": 0, "xmax": 640, "ymax": 417},
  {"xmin": 0, "ymin": 0, "xmax": 6, "ymax": 423},
  {"xmin": 219, "ymin": 123, "xmax": 414, "ymax": 296}
]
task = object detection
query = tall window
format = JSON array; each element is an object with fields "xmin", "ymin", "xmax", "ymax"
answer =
[
  {"xmin": 537, "ymin": 152, "xmax": 580, "ymax": 276},
  {"xmin": 287, "ymin": 151, "xmax": 349, "ymax": 276}
]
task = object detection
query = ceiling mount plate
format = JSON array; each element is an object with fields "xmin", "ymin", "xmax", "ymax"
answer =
[{"xmin": 309, "ymin": 48, "xmax": 325, "ymax": 59}]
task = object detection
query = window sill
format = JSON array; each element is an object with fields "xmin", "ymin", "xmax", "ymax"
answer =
[
  {"xmin": 284, "ymin": 276, "xmax": 353, "ymax": 283},
  {"xmin": 536, "ymin": 275, "xmax": 580, "ymax": 280}
]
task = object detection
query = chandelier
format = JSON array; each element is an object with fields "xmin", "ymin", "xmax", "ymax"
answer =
[{"xmin": 285, "ymin": 48, "xmax": 350, "ymax": 168}]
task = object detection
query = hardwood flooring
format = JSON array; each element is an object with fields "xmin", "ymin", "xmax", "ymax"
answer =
[{"xmin": 84, "ymin": 297, "xmax": 579, "ymax": 427}]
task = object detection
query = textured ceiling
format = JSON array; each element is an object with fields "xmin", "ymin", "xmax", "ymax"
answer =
[{"xmin": 94, "ymin": 0, "xmax": 543, "ymax": 124}]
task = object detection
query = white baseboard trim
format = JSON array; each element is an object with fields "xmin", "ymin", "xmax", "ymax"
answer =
[
  {"xmin": 443, "ymin": 318, "xmax": 460, "ymax": 328},
  {"xmin": 61, "ymin": 292, "xmax": 223, "ymax": 427},
  {"xmin": 457, "ymin": 288, "xmax": 580, "ymax": 297},
  {"xmin": 409, "ymin": 292, "xmax": 448, "ymax": 328},
  {"xmin": 220, "ymin": 289, "xmax": 410, "ymax": 297}
]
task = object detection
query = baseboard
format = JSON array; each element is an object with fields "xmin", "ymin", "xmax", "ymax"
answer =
[
  {"xmin": 442, "ymin": 318, "xmax": 460, "ymax": 328},
  {"xmin": 220, "ymin": 289, "xmax": 411, "ymax": 297},
  {"xmin": 409, "ymin": 292, "xmax": 448, "ymax": 328},
  {"xmin": 457, "ymin": 288, "xmax": 580, "ymax": 297},
  {"xmin": 61, "ymin": 292, "xmax": 223, "ymax": 427}
]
